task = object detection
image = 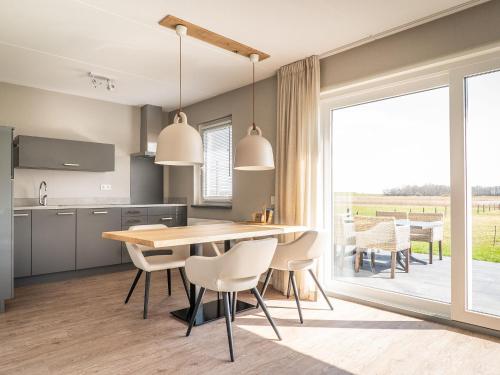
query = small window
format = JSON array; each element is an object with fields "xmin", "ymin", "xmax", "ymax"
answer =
[{"xmin": 200, "ymin": 118, "xmax": 232, "ymax": 202}]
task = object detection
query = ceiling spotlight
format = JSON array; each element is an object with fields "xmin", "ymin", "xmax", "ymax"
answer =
[
  {"xmin": 106, "ymin": 79, "xmax": 116, "ymax": 91},
  {"xmin": 88, "ymin": 72, "xmax": 116, "ymax": 91}
]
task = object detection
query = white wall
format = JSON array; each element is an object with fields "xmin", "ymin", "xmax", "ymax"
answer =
[{"xmin": 0, "ymin": 82, "xmax": 140, "ymax": 204}]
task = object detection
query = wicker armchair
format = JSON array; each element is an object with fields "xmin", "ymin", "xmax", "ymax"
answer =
[
  {"xmin": 376, "ymin": 211, "xmax": 408, "ymax": 221},
  {"xmin": 354, "ymin": 216, "xmax": 410, "ymax": 278},
  {"xmin": 408, "ymin": 212, "xmax": 444, "ymax": 264},
  {"xmin": 334, "ymin": 214, "xmax": 356, "ymax": 270}
]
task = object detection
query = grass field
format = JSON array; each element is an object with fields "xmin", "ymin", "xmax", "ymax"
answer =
[{"xmin": 335, "ymin": 194, "xmax": 500, "ymax": 263}]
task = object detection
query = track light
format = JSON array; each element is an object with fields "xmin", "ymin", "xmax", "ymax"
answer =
[{"xmin": 88, "ymin": 72, "xmax": 116, "ymax": 91}]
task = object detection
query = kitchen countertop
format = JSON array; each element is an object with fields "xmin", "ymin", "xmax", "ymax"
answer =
[{"xmin": 14, "ymin": 203, "xmax": 187, "ymax": 211}]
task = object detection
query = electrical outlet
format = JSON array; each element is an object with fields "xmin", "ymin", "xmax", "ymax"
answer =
[
  {"xmin": 270, "ymin": 195, "xmax": 275, "ymax": 205},
  {"xmin": 100, "ymin": 184, "xmax": 112, "ymax": 191}
]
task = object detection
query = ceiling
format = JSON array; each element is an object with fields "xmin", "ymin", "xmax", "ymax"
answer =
[{"xmin": 0, "ymin": 0, "xmax": 486, "ymax": 110}]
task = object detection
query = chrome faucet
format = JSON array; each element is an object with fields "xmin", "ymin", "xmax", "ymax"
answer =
[{"xmin": 39, "ymin": 181, "xmax": 48, "ymax": 206}]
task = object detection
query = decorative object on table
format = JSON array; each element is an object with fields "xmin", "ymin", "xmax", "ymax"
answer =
[
  {"xmin": 234, "ymin": 54, "xmax": 275, "ymax": 171},
  {"xmin": 155, "ymin": 24, "xmax": 203, "ymax": 166},
  {"xmin": 251, "ymin": 206, "xmax": 274, "ymax": 224}
]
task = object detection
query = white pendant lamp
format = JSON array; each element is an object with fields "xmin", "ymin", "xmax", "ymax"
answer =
[
  {"xmin": 155, "ymin": 25, "xmax": 203, "ymax": 166},
  {"xmin": 234, "ymin": 54, "xmax": 275, "ymax": 171}
]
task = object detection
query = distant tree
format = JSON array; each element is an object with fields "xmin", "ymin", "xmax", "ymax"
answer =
[{"xmin": 383, "ymin": 184, "xmax": 500, "ymax": 196}]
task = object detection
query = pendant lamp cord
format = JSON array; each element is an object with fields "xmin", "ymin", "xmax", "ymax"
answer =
[
  {"xmin": 178, "ymin": 32, "xmax": 182, "ymax": 115},
  {"xmin": 252, "ymin": 60, "xmax": 256, "ymax": 131}
]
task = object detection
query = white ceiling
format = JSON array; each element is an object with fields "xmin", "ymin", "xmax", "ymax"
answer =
[{"xmin": 0, "ymin": 0, "xmax": 485, "ymax": 110}]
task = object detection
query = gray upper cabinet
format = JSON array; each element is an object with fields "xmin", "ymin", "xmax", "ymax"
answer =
[
  {"xmin": 14, "ymin": 135, "xmax": 114, "ymax": 172},
  {"xmin": 32, "ymin": 209, "xmax": 76, "ymax": 275},
  {"xmin": 76, "ymin": 208, "xmax": 121, "ymax": 270},
  {"xmin": 13, "ymin": 211, "xmax": 31, "ymax": 278}
]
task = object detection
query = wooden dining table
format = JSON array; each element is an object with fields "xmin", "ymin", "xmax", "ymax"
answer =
[{"xmin": 102, "ymin": 222, "xmax": 306, "ymax": 326}]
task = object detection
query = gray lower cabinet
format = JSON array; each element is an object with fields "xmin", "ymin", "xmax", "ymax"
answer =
[
  {"xmin": 13, "ymin": 211, "xmax": 31, "ymax": 278},
  {"xmin": 76, "ymin": 208, "xmax": 121, "ymax": 270},
  {"xmin": 32, "ymin": 209, "xmax": 76, "ymax": 275}
]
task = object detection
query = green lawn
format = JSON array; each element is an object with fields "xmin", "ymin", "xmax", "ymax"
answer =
[{"xmin": 345, "ymin": 199, "xmax": 500, "ymax": 263}]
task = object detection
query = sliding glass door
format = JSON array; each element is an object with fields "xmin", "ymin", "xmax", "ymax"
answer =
[
  {"xmin": 450, "ymin": 56, "xmax": 500, "ymax": 331},
  {"xmin": 323, "ymin": 50, "xmax": 500, "ymax": 330}
]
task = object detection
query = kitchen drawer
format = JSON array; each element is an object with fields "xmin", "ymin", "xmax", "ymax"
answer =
[
  {"xmin": 121, "ymin": 215, "xmax": 148, "ymax": 227},
  {"xmin": 121, "ymin": 207, "xmax": 147, "ymax": 217},
  {"xmin": 147, "ymin": 206, "xmax": 183, "ymax": 216},
  {"xmin": 147, "ymin": 214, "xmax": 183, "ymax": 227}
]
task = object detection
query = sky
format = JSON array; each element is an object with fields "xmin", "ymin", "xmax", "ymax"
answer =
[{"xmin": 331, "ymin": 70, "xmax": 500, "ymax": 194}]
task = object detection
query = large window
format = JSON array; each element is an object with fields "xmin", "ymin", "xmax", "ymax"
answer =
[
  {"xmin": 200, "ymin": 118, "xmax": 232, "ymax": 202},
  {"xmin": 330, "ymin": 86, "xmax": 451, "ymax": 304},
  {"xmin": 322, "ymin": 50, "xmax": 500, "ymax": 331}
]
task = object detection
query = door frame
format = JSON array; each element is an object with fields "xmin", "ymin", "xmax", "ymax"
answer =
[{"xmin": 321, "ymin": 45, "xmax": 500, "ymax": 329}]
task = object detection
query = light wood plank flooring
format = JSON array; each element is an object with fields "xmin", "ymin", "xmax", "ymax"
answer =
[{"xmin": 1, "ymin": 269, "xmax": 499, "ymax": 374}]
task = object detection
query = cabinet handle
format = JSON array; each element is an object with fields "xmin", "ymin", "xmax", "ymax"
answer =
[
  {"xmin": 161, "ymin": 217, "xmax": 173, "ymax": 221},
  {"xmin": 14, "ymin": 213, "xmax": 29, "ymax": 217},
  {"xmin": 93, "ymin": 211, "xmax": 108, "ymax": 215},
  {"xmin": 57, "ymin": 212, "xmax": 75, "ymax": 216},
  {"xmin": 127, "ymin": 219, "xmax": 141, "ymax": 224},
  {"xmin": 127, "ymin": 211, "xmax": 140, "ymax": 215},
  {"xmin": 63, "ymin": 163, "xmax": 80, "ymax": 167}
]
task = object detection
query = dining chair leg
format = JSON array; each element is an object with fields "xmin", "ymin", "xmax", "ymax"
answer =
[
  {"xmin": 369, "ymin": 251, "xmax": 376, "ymax": 273},
  {"xmin": 308, "ymin": 269, "xmax": 333, "ymax": 310},
  {"xmin": 222, "ymin": 292, "xmax": 235, "ymax": 362},
  {"xmin": 251, "ymin": 287, "xmax": 282, "ymax": 340},
  {"xmin": 290, "ymin": 271, "xmax": 303, "ymax": 324},
  {"xmin": 390, "ymin": 253, "xmax": 396, "ymax": 279},
  {"xmin": 429, "ymin": 242, "xmax": 433, "ymax": 264},
  {"xmin": 143, "ymin": 272, "xmax": 151, "ymax": 319},
  {"xmin": 438, "ymin": 240, "xmax": 443, "ymax": 260},
  {"xmin": 286, "ymin": 272, "xmax": 292, "ymax": 299},
  {"xmin": 166, "ymin": 269, "xmax": 172, "ymax": 296},
  {"xmin": 405, "ymin": 249, "xmax": 410, "ymax": 273},
  {"xmin": 186, "ymin": 287, "xmax": 206, "ymax": 337},
  {"xmin": 256, "ymin": 268, "xmax": 273, "ymax": 308},
  {"xmin": 231, "ymin": 292, "xmax": 237, "ymax": 322},
  {"xmin": 354, "ymin": 251, "xmax": 361, "ymax": 273},
  {"xmin": 125, "ymin": 269, "xmax": 142, "ymax": 304},
  {"xmin": 178, "ymin": 267, "xmax": 190, "ymax": 302}
]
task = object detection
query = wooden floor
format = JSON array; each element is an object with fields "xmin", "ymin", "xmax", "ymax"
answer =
[{"xmin": 1, "ymin": 269, "xmax": 500, "ymax": 375}]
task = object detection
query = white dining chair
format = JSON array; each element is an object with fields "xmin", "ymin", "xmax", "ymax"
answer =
[
  {"xmin": 258, "ymin": 231, "xmax": 333, "ymax": 324},
  {"xmin": 124, "ymin": 224, "xmax": 190, "ymax": 319},
  {"xmin": 184, "ymin": 238, "xmax": 281, "ymax": 362}
]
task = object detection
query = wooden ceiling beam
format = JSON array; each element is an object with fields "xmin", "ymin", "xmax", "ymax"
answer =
[{"xmin": 158, "ymin": 15, "xmax": 270, "ymax": 61}]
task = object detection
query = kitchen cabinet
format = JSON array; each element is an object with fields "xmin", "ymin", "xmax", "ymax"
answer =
[
  {"xmin": 32, "ymin": 209, "xmax": 76, "ymax": 275},
  {"xmin": 14, "ymin": 135, "xmax": 114, "ymax": 172},
  {"xmin": 13, "ymin": 211, "xmax": 31, "ymax": 278},
  {"xmin": 76, "ymin": 208, "xmax": 121, "ymax": 269}
]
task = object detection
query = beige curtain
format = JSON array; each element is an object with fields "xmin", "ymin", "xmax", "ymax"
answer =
[{"xmin": 273, "ymin": 55, "xmax": 323, "ymax": 301}]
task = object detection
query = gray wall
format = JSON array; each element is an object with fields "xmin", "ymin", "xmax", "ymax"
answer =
[
  {"xmin": 320, "ymin": 0, "xmax": 500, "ymax": 91},
  {"xmin": 168, "ymin": 77, "xmax": 277, "ymax": 221},
  {"xmin": 0, "ymin": 82, "xmax": 140, "ymax": 205}
]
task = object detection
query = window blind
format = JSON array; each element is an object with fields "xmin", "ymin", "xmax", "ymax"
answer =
[{"xmin": 201, "ymin": 120, "xmax": 232, "ymax": 201}]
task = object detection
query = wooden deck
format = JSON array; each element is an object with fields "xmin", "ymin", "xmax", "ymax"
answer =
[{"xmin": 336, "ymin": 252, "xmax": 500, "ymax": 316}]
